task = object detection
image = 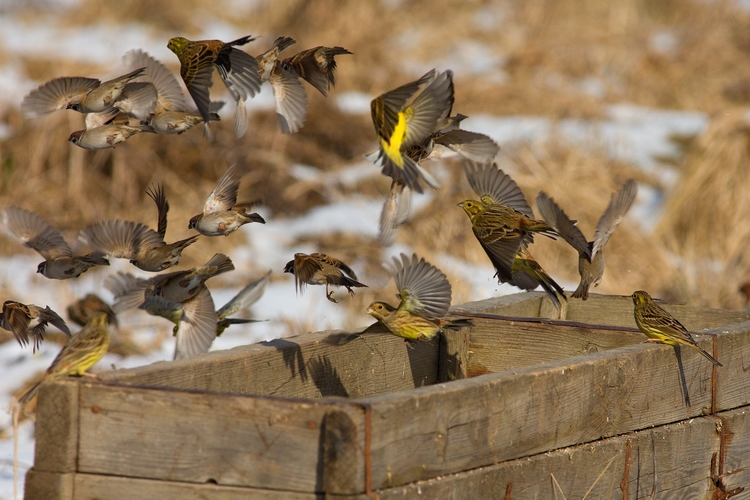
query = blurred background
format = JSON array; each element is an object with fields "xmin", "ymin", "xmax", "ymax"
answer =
[{"xmin": 2, "ymin": 0, "xmax": 750, "ymax": 494}]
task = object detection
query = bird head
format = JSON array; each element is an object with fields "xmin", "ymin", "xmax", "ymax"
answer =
[
  {"xmin": 187, "ymin": 214, "xmax": 201, "ymax": 230},
  {"xmin": 36, "ymin": 261, "xmax": 47, "ymax": 275},
  {"xmin": 367, "ymin": 301, "xmax": 395, "ymax": 322},
  {"xmin": 67, "ymin": 102, "xmax": 84, "ymax": 112},
  {"xmin": 631, "ymin": 290, "xmax": 652, "ymax": 306},
  {"xmin": 457, "ymin": 200, "xmax": 484, "ymax": 219},
  {"xmin": 167, "ymin": 37, "xmax": 190, "ymax": 56},
  {"xmin": 282, "ymin": 260, "xmax": 295, "ymax": 275},
  {"xmin": 68, "ymin": 130, "xmax": 84, "ymax": 144}
]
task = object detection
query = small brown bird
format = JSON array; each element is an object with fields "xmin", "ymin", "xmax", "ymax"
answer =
[
  {"xmin": 510, "ymin": 247, "xmax": 566, "ymax": 311},
  {"xmin": 21, "ymin": 68, "xmax": 146, "ymax": 117},
  {"xmin": 378, "ymin": 180, "xmax": 412, "ymax": 246},
  {"xmin": 123, "ymin": 49, "xmax": 223, "ymax": 135},
  {"xmin": 367, "ymin": 253, "xmax": 471, "ymax": 341},
  {"xmin": 536, "ymin": 179, "xmax": 637, "ymax": 300},
  {"xmin": 105, "ymin": 253, "xmax": 235, "ymax": 311},
  {"xmin": 1, "ymin": 205, "xmax": 109, "ymax": 280},
  {"xmin": 459, "ymin": 161, "xmax": 557, "ymax": 284},
  {"xmin": 68, "ymin": 123, "xmax": 155, "ymax": 150},
  {"xmin": 368, "ymin": 69, "xmax": 454, "ymax": 193},
  {"xmin": 631, "ymin": 290, "xmax": 722, "ymax": 366},
  {"xmin": 283, "ymin": 253, "xmax": 367, "ymax": 303},
  {"xmin": 188, "ymin": 164, "xmax": 266, "ymax": 236},
  {"xmin": 282, "ymin": 45, "xmax": 352, "ymax": 97},
  {"xmin": 19, "ymin": 312, "xmax": 110, "ymax": 405},
  {"xmin": 167, "ymin": 35, "xmax": 262, "ymax": 139},
  {"xmin": 256, "ymin": 36, "xmax": 308, "ymax": 134},
  {"xmin": 67, "ymin": 294, "xmax": 118, "ymax": 329},
  {"xmin": 1, "ymin": 300, "xmax": 70, "ymax": 351}
]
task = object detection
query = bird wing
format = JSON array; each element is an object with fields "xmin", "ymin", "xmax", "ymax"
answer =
[
  {"xmin": 312, "ymin": 253, "xmax": 358, "ymax": 280},
  {"xmin": 269, "ymin": 63, "xmax": 308, "ymax": 134},
  {"xmin": 123, "ymin": 49, "xmax": 187, "ymax": 112},
  {"xmin": 2, "ymin": 205, "xmax": 72, "ymax": 259},
  {"xmin": 180, "ymin": 44, "xmax": 217, "ymax": 124},
  {"xmin": 204, "ymin": 164, "xmax": 243, "ymax": 214},
  {"xmin": 402, "ymin": 70, "xmax": 454, "ymax": 150},
  {"xmin": 217, "ymin": 270, "xmax": 271, "ymax": 319},
  {"xmin": 21, "ymin": 77, "xmax": 101, "ymax": 117},
  {"xmin": 392, "ymin": 253, "xmax": 451, "ymax": 320},
  {"xmin": 146, "ymin": 184, "xmax": 170, "ymax": 238},
  {"xmin": 79, "ymin": 220, "xmax": 164, "ymax": 258},
  {"xmin": 434, "ymin": 129, "xmax": 499, "ymax": 163},
  {"xmin": 283, "ymin": 46, "xmax": 352, "ymax": 96},
  {"xmin": 174, "ymin": 287, "xmax": 217, "ymax": 360},
  {"xmin": 535, "ymin": 191, "xmax": 590, "ymax": 258},
  {"xmin": 592, "ymin": 179, "xmax": 637, "ymax": 258},
  {"xmin": 463, "ymin": 162, "xmax": 533, "ymax": 218},
  {"xmin": 293, "ymin": 253, "xmax": 323, "ymax": 294},
  {"xmin": 370, "ymin": 70, "xmax": 433, "ymax": 141},
  {"xmin": 4, "ymin": 303, "xmax": 31, "ymax": 346}
]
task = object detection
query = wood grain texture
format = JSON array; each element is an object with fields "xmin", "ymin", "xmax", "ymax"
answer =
[
  {"xmin": 363, "ymin": 342, "xmax": 715, "ymax": 489},
  {"xmin": 72, "ymin": 473, "xmax": 370, "ymax": 499},
  {"xmin": 33, "ymin": 379, "xmax": 79, "ymax": 473},
  {"xmin": 97, "ymin": 326, "xmax": 439, "ymax": 400},
  {"xmin": 24, "ymin": 470, "xmax": 74, "ymax": 500},
  {"xmin": 76, "ymin": 383, "xmax": 365, "ymax": 494},
  {"xmin": 714, "ymin": 322, "xmax": 750, "ymax": 410},
  {"xmin": 715, "ymin": 407, "xmax": 750, "ymax": 496},
  {"xmin": 452, "ymin": 292, "xmax": 543, "ymax": 317},
  {"xmin": 374, "ymin": 410, "xmax": 721, "ymax": 499}
]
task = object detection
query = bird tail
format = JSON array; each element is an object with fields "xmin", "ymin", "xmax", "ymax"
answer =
[
  {"xmin": 204, "ymin": 253, "xmax": 235, "ymax": 276},
  {"xmin": 19, "ymin": 378, "xmax": 44, "ymax": 405},
  {"xmin": 82, "ymin": 252, "xmax": 110, "ymax": 267},
  {"xmin": 571, "ymin": 281, "xmax": 590, "ymax": 300},
  {"xmin": 693, "ymin": 343, "xmax": 723, "ymax": 367},
  {"xmin": 227, "ymin": 35, "xmax": 259, "ymax": 47}
]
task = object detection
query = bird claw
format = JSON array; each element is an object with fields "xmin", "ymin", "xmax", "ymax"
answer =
[
  {"xmin": 326, "ymin": 291, "xmax": 338, "ymax": 303},
  {"xmin": 81, "ymin": 372, "xmax": 101, "ymax": 380},
  {"xmin": 346, "ymin": 287, "xmax": 355, "ymax": 297}
]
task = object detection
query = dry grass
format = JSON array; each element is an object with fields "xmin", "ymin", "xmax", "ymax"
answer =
[{"xmin": 1, "ymin": 0, "xmax": 750, "ymax": 316}]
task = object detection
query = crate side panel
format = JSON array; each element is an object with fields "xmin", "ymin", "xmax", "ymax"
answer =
[
  {"xmin": 97, "ymin": 327, "xmax": 438, "ymax": 399},
  {"xmin": 366, "ymin": 342, "xmax": 714, "ymax": 489},
  {"xmin": 717, "ymin": 407, "xmax": 750, "ymax": 495},
  {"xmin": 24, "ymin": 470, "xmax": 74, "ymax": 500},
  {"xmin": 77, "ymin": 384, "xmax": 365, "ymax": 494},
  {"xmin": 715, "ymin": 325, "xmax": 750, "ymax": 410},
  {"xmin": 33, "ymin": 379, "xmax": 79, "ymax": 473}
]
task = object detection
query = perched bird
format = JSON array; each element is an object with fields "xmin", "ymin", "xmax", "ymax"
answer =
[
  {"xmin": 19, "ymin": 312, "xmax": 110, "ymax": 404},
  {"xmin": 283, "ymin": 253, "xmax": 366, "ymax": 303},
  {"xmin": 68, "ymin": 123, "xmax": 155, "ymax": 150},
  {"xmin": 21, "ymin": 68, "xmax": 146, "ymax": 117},
  {"xmin": 167, "ymin": 35, "xmax": 262, "ymax": 139},
  {"xmin": 256, "ymin": 36, "xmax": 308, "ymax": 134},
  {"xmin": 79, "ymin": 186, "xmax": 199, "ymax": 272},
  {"xmin": 282, "ymin": 45, "xmax": 352, "ymax": 97},
  {"xmin": 536, "ymin": 179, "xmax": 637, "ymax": 300},
  {"xmin": 1, "ymin": 205, "xmax": 109, "ymax": 280},
  {"xmin": 105, "ymin": 253, "xmax": 235, "ymax": 312},
  {"xmin": 1, "ymin": 300, "xmax": 70, "ymax": 351},
  {"xmin": 140, "ymin": 271, "xmax": 270, "ymax": 359},
  {"xmin": 367, "ymin": 253, "xmax": 471, "ymax": 341},
  {"xmin": 188, "ymin": 164, "xmax": 266, "ymax": 236},
  {"xmin": 368, "ymin": 69, "xmax": 454, "ymax": 193},
  {"xmin": 67, "ymin": 294, "xmax": 118, "ymax": 329},
  {"xmin": 631, "ymin": 290, "xmax": 722, "ymax": 366},
  {"xmin": 459, "ymin": 161, "xmax": 558, "ymax": 282},
  {"xmin": 123, "ymin": 49, "xmax": 223, "ymax": 135}
]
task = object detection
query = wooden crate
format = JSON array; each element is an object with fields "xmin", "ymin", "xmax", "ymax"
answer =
[{"xmin": 24, "ymin": 292, "xmax": 750, "ymax": 499}]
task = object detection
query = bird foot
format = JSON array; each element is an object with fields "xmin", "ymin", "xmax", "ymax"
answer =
[
  {"xmin": 346, "ymin": 287, "xmax": 355, "ymax": 297},
  {"xmin": 642, "ymin": 338, "xmax": 661, "ymax": 344},
  {"xmin": 326, "ymin": 291, "xmax": 338, "ymax": 303},
  {"xmin": 81, "ymin": 372, "xmax": 101, "ymax": 380}
]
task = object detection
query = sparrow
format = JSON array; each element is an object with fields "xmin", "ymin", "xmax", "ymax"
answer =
[
  {"xmin": 459, "ymin": 161, "xmax": 558, "ymax": 284},
  {"xmin": 256, "ymin": 36, "xmax": 308, "ymax": 134},
  {"xmin": 367, "ymin": 69, "xmax": 455, "ymax": 193},
  {"xmin": 1, "ymin": 300, "xmax": 71, "ymax": 351},
  {"xmin": 1, "ymin": 205, "xmax": 109, "ymax": 280},
  {"xmin": 631, "ymin": 290, "xmax": 722, "ymax": 366},
  {"xmin": 122, "ymin": 49, "xmax": 223, "ymax": 135},
  {"xmin": 21, "ymin": 67, "xmax": 146, "ymax": 117},
  {"xmin": 188, "ymin": 164, "xmax": 265, "ymax": 236},
  {"xmin": 283, "ymin": 252, "xmax": 367, "ymax": 303},
  {"xmin": 66, "ymin": 294, "xmax": 118, "ymax": 329},
  {"xmin": 367, "ymin": 253, "xmax": 471, "ymax": 341},
  {"xmin": 141, "ymin": 271, "xmax": 270, "ymax": 359},
  {"xmin": 282, "ymin": 45, "xmax": 352, "ymax": 97},
  {"xmin": 536, "ymin": 179, "xmax": 637, "ymax": 300},
  {"xmin": 105, "ymin": 253, "xmax": 235, "ymax": 311},
  {"xmin": 167, "ymin": 35, "xmax": 262, "ymax": 139},
  {"xmin": 68, "ymin": 123, "xmax": 155, "ymax": 150},
  {"xmin": 19, "ymin": 312, "xmax": 110, "ymax": 404}
]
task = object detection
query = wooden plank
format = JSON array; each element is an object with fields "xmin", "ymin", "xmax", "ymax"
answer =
[
  {"xmin": 97, "ymin": 327, "xmax": 439, "ymax": 400},
  {"xmin": 452, "ymin": 292, "xmax": 543, "ymax": 317},
  {"xmin": 459, "ymin": 317, "xmax": 644, "ymax": 377},
  {"xmin": 364, "ymin": 341, "xmax": 716, "ymax": 489},
  {"xmin": 715, "ymin": 323, "xmax": 750, "ymax": 410},
  {"xmin": 76, "ymin": 383, "xmax": 365, "ymax": 494},
  {"xmin": 73, "ymin": 473, "xmax": 369, "ymax": 500},
  {"xmin": 565, "ymin": 293, "xmax": 750, "ymax": 330},
  {"xmin": 33, "ymin": 379, "xmax": 79, "ymax": 473},
  {"xmin": 24, "ymin": 470, "xmax": 74, "ymax": 500},
  {"xmin": 375, "ymin": 409, "xmax": 721, "ymax": 499},
  {"xmin": 715, "ymin": 407, "xmax": 750, "ymax": 496}
]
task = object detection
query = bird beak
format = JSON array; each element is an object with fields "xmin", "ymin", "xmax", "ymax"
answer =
[{"xmin": 456, "ymin": 202, "xmax": 464, "ymax": 208}]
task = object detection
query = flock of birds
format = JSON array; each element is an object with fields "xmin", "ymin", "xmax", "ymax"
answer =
[{"xmin": 4, "ymin": 33, "xmax": 722, "ymax": 406}]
